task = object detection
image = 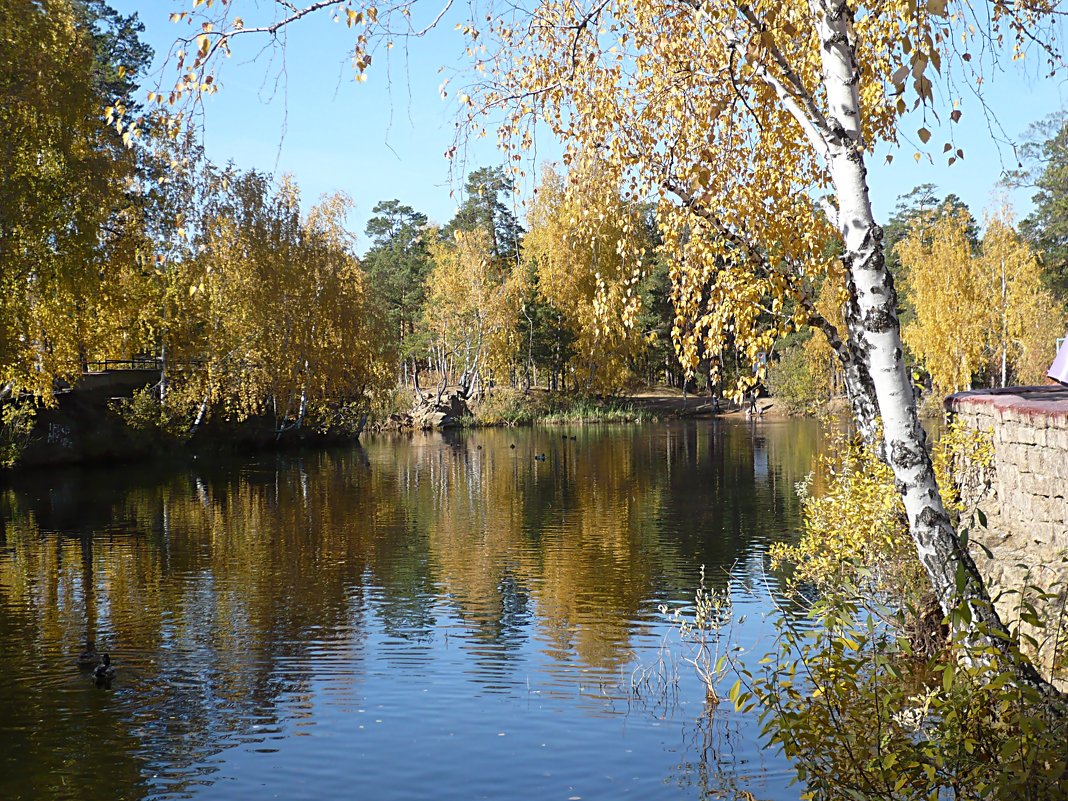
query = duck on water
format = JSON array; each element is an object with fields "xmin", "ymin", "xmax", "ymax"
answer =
[{"xmin": 94, "ymin": 654, "xmax": 115, "ymax": 688}]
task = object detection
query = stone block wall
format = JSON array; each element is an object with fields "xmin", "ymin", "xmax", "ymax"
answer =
[{"xmin": 945, "ymin": 386, "xmax": 1068, "ymax": 678}]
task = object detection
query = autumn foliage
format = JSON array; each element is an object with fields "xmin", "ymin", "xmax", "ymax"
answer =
[{"xmin": 897, "ymin": 207, "xmax": 1064, "ymax": 395}]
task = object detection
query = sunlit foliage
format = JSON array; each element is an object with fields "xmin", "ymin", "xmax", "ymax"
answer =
[
  {"xmin": 166, "ymin": 170, "xmax": 392, "ymax": 428},
  {"xmin": 771, "ymin": 419, "xmax": 996, "ymax": 598},
  {"xmin": 897, "ymin": 208, "xmax": 989, "ymax": 394},
  {"xmin": 424, "ymin": 228, "xmax": 524, "ymax": 397},
  {"xmin": 734, "ymin": 594, "xmax": 1068, "ymax": 801},
  {"xmin": 0, "ymin": 0, "xmax": 149, "ymax": 398},
  {"xmin": 770, "ymin": 435, "xmax": 921, "ymax": 596},
  {"xmin": 978, "ymin": 212, "xmax": 1064, "ymax": 387},
  {"xmin": 898, "ymin": 208, "xmax": 1064, "ymax": 394},
  {"xmin": 523, "ymin": 158, "xmax": 651, "ymax": 393}
]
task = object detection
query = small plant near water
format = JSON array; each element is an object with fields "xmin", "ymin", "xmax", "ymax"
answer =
[
  {"xmin": 656, "ymin": 427, "xmax": 1068, "ymax": 800},
  {"xmin": 659, "ymin": 565, "xmax": 735, "ymax": 703},
  {"xmin": 629, "ymin": 639, "xmax": 682, "ymax": 713},
  {"xmin": 726, "ymin": 591, "xmax": 1068, "ymax": 801}
]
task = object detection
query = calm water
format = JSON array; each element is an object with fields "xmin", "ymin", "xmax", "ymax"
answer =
[{"xmin": 0, "ymin": 419, "xmax": 826, "ymax": 801}]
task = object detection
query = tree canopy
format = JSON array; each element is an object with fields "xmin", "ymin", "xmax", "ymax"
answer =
[
  {"xmin": 0, "ymin": 0, "xmax": 151, "ymax": 399},
  {"xmin": 1015, "ymin": 113, "xmax": 1068, "ymax": 297}
]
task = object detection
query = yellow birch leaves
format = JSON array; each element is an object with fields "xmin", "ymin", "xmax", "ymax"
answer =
[
  {"xmin": 523, "ymin": 158, "xmax": 651, "ymax": 392},
  {"xmin": 897, "ymin": 207, "xmax": 1064, "ymax": 394},
  {"xmin": 168, "ymin": 171, "xmax": 391, "ymax": 424}
]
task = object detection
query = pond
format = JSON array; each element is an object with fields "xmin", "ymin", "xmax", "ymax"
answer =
[{"xmin": 0, "ymin": 419, "xmax": 829, "ymax": 801}]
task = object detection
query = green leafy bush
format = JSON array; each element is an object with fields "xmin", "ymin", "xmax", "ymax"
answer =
[
  {"xmin": 0, "ymin": 401, "xmax": 36, "ymax": 467},
  {"xmin": 731, "ymin": 594, "xmax": 1067, "ymax": 801},
  {"xmin": 110, "ymin": 388, "xmax": 192, "ymax": 441},
  {"xmin": 675, "ymin": 426, "xmax": 1068, "ymax": 800}
]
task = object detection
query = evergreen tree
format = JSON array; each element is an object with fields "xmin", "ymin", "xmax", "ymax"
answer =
[
  {"xmin": 1016, "ymin": 113, "xmax": 1068, "ymax": 298},
  {"xmin": 363, "ymin": 200, "xmax": 433, "ymax": 375},
  {"xmin": 443, "ymin": 166, "xmax": 524, "ymax": 267}
]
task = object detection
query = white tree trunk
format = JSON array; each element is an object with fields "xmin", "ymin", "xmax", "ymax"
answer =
[
  {"xmin": 811, "ymin": 3, "xmax": 1057, "ymax": 697},
  {"xmin": 191, "ymin": 395, "xmax": 209, "ymax": 434}
]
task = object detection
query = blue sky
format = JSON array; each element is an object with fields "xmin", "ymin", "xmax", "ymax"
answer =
[{"xmin": 115, "ymin": 2, "xmax": 1068, "ymax": 245}]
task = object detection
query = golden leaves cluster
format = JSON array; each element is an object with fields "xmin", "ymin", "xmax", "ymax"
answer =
[
  {"xmin": 897, "ymin": 207, "xmax": 1064, "ymax": 394},
  {"xmin": 166, "ymin": 171, "xmax": 392, "ymax": 424},
  {"xmin": 424, "ymin": 228, "xmax": 524, "ymax": 382},
  {"xmin": 463, "ymin": 0, "xmax": 1054, "ymax": 395},
  {"xmin": 522, "ymin": 156, "xmax": 650, "ymax": 392},
  {"xmin": 0, "ymin": 0, "xmax": 146, "ymax": 399}
]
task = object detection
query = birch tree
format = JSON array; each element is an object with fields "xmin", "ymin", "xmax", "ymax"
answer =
[
  {"xmin": 523, "ymin": 158, "xmax": 652, "ymax": 392},
  {"xmin": 171, "ymin": 169, "xmax": 391, "ymax": 429},
  {"xmin": 0, "ymin": 0, "xmax": 151, "ymax": 399},
  {"xmin": 978, "ymin": 212, "xmax": 1064, "ymax": 387},
  {"xmin": 897, "ymin": 208, "xmax": 988, "ymax": 394},
  {"xmin": 424, "ymin": 229, "xmax": 523, "ymax": 398},
  {"xmin": 169, "ymin": 0, "xmax": 1066, "ymax": 694},
  {"xmin": 899, "ymin": 208, "xmax": 1064, "ymax": 394}
]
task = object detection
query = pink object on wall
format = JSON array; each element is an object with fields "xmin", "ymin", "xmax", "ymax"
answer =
[{"xmin": 1049, "ymin": 337, "xmax": 1068, "ymax": 386}]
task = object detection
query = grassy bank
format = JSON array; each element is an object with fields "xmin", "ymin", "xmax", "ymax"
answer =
[{"xmin": 472, "ymin": 388, "xmax": 659, "ymax": 426}]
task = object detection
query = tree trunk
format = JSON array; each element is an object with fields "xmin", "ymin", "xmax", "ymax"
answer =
[
  {"xmin": 1000, "ymin": 259, "xmax": 1008, "ymax": 388},
  {"xmin": 160, "ymin": 340, "xmax": 168, "ymax": 404},
  {"xmin": 191, "ymin": 395, "xmax": 209, "ymax": 434},
  {"xmin": 814, "ymin": 1, "xmax": 1057, "ymax": 698}
]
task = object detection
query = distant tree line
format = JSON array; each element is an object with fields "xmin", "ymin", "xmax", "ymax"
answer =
[{"xmin": 768, "ymin": 176, "xmax": 1068, "ymax": 412}]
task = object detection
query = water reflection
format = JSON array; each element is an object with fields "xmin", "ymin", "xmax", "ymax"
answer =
[{"xmin": 0, "ymin": 419, "xmax": 823, "ymax": 801}]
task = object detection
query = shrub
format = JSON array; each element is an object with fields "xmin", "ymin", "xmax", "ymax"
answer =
[
  {"xmin": 110, "ymin": 388, "xmax": 193, "ymax": 441},
  {"xmin": 769, "ymin": 435, "xmax": 922, "ymax": 599},
  {"xmin": 0, "ymin": 401, "xmax": 36, "ymax": 468},
  {"xmin": 766, "ymin": 341, "xmax": 827, "ymax": 415},
  {"xmin": 730, "ymin": 594, "xmax": 1068, "ymax": 801},
  {"xmin": 737, "ymin": 425, "xmax": 1068, "ymax": 800}
]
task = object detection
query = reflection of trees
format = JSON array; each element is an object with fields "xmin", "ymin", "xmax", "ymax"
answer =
[
  {"xmin": 0, "ymin": 452, "xmax": 384, "ymax": 798},
  {"xmin": 373, "ymin": 423, "xmax": 817, "ymax": 673},
  {"xmin": 0, "ymin": 420, "xmax": 821, "ymax": 798},
  {"xmin": 372, "ymin": 430, "xmax": 675, "ymax": 672}
]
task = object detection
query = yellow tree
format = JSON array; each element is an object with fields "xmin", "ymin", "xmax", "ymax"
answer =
[
  {"xmin": 171, "ymin": 0, "xmax": 1066, "ymax": 688},
  {"xmin": 523, "ymin": 158, "xmax": 651, "ymax": 393},
  {"xmin": 0, "ymin": 0, "xmax": 149, "ymax": 399},
  {"xmin": 424, "ymin": 229, "xmax": 523, "ymax": 398},
  {"xmin": 169, "ymin": 169, "xmax": 391, "ymax": 429},
  {"xmin": 897, "ymin": 208, "xmax": 988, "ymax": 395},
  {"xmin": 979, "ymin": 211, "xmax": 1064, "ymax": 387},
  {"xmin": 899, "ymin": 208, "xmax": 1065, "ymax": 394}
]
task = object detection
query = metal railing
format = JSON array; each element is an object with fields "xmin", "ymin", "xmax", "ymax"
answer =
[
  {"xmin": 82, "ymin": 357, "xmax": 207, "ymax": 373},
  {"xmin": 84, "ymin": 357, "xmax": 163, "ymax": 372}
]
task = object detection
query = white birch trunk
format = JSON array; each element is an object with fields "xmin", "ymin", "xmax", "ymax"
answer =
[
  {"xmin": 191, "ymin": 395, "xmax": 209, "ymax": 434},
  {"xmin": 811, "ymin": 3, "xmax": 1058, "ymax": 698},
  {"xmin": 1001, "ymin": 260, "xmax": 1008, "ymax": 388}
]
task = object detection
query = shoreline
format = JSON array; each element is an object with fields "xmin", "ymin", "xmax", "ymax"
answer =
[{"xmin": 2, "ymin": 386, "xmax": 831, "ymax": 474}]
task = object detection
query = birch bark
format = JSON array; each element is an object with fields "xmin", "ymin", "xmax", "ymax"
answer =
[{"xmin": 809, "ymin": 1, "xmax": 1056, "ymax": 698}]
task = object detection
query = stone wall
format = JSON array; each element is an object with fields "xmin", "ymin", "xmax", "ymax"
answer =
[{"xmin": 945, "ymin": 386, "xmax": 1068, "ymax": 676}]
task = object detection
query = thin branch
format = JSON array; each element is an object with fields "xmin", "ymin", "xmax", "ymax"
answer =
[
  {"xmin": 565, "ymin": 0, "xmax": 612, "ymax": 81},
  {"xmin": 736, "ymin": 2, "xmax": 834, "ymax": 136}
]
